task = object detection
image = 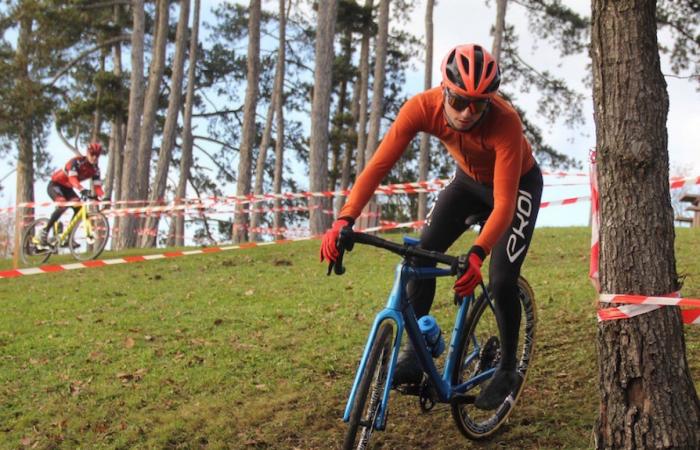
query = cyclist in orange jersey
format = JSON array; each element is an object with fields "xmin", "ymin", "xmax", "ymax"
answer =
[{"xmin": 321, "ymin": 44, "xmax": 543, "ymax": 410}]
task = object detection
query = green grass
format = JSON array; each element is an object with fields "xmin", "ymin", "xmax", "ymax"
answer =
[{"xmin": 1, "ymin": 227, "xmax": 699, "ymax": 449}]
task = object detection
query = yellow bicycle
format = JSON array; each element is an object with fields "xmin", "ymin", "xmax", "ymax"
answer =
[{"xmin": 20, "ymin": 197, "xmax": 110, "ymax": 266}]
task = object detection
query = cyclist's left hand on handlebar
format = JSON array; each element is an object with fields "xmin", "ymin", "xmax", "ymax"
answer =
[
  {"xmin": 453, "ymin": 246, "xmax": 486, "ymax": 297},
  {"xmin": 320, "ymin": 218, "xmax": 353, "ymax": 263}
]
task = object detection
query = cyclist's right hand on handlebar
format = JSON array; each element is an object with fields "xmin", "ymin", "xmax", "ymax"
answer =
[{"xmin": 320, "ymin": 218, "xmax": 353, "ymax": 263}]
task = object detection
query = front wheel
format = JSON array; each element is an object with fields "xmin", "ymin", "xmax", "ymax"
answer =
[
  {"xmin": 450, "ymin": 276, "xmax": 536, "ymax": 440},
  {"xmin": 343, "ymin": 321, "xmax": 394, "ymax": 450},
  {"xmin": 69, "ymin": 212, "xmax": 109, "ymax": 261},
  {"xmin": 20, "ymin": 218, "xmax": 53, "ymax": 266}
]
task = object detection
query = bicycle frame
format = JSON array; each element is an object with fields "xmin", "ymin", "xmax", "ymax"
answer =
[
  {"xmin": 342, "ymin": 254, "xmax": 495, "ymax": 432},
  {"xmin": 56, "ymin": 204, "xmax": 90, "ymax": 245}
]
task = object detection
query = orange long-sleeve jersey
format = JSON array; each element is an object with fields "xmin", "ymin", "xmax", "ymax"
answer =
[{"xmin": 339, "ymin": 87, "xmax": 535, "ymax": 255}]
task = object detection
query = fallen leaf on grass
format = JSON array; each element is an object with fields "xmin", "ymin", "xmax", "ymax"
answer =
[
  {"xmin": 214, "ymin": 319, "xmax": 223, "ymax": 326},
  {"xmin": 244, "ymin": 289, "xmax": 254, "ymax": 296},
  {"xmin": 124, "ymin": 337, "xmax": 135, "ymax": 349},
  {"xmin": 272, "ymin": 259, "xmax": 292, "ymax": 266},
  {"xmin": 116, "ymin": 368, "xmax": 146, "ymax": 383},
  {"xmin": 20, "ymin": 437, "xmax": 32, "ymax": 447}
]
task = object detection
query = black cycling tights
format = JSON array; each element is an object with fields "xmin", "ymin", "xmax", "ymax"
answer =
[{"xmin": 406, "ymin": 164, "xmax": 543, "ymax": 370}]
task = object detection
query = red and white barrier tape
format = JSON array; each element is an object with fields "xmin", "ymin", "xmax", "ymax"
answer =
[
  {"xmin": 598, "ymin": 292, "xmax": 700, "ymax": 325},
  {"xmin": 590, "ymin": 153, "xmax": 698, "ymax": 324}
]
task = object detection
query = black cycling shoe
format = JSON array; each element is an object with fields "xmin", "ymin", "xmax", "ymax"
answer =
[
  {"xmin": 392, "ymin": 342, "xmax": 423, "ymax": 387},
  {"xmin": 474, "ymin": 368, "xmax": 519, "ymax": 410}
]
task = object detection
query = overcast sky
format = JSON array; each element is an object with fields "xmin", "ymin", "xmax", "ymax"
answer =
[{"xmin": 1, "ymin": 0, "xmax": 697, "ymax": 228}]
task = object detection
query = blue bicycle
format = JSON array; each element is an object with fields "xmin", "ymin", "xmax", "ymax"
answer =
[{"xmin": 329, "ymin": 227, "xmax": 536, "ymax": 448}]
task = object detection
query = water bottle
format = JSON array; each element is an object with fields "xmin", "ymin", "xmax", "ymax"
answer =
[{"xmin": 418, "ymin": 315, "xmax": 445, "ymax": 358}]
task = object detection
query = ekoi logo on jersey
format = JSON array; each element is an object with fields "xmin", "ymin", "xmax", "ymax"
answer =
[{"xmin": 507, "ymin": 189, "xmax": 533, "ymax": 263}]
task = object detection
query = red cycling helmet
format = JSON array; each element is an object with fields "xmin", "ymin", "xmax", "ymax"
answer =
[
  {"xmin": 87, "ymin": 142, "xmax": 103, "ymax": 157},
  {"xmin": 441, "ymin": 44, "xmax": 501, "ymax": 98}
]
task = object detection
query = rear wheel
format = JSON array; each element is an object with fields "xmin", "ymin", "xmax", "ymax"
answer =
[
  {"xmin": 450, "ymin": 277, "xmax": 536, "ymax": 439},
  {"xmin": 343, "ymin": 321, "xmax": 394, "ymax": 450},
  {"xmin": 20, "ymin": 218, "xmax": 53, "ymax": 266},
  {"xmin": 69, "ymin": 212, "xmax": 109, "ymax": 261}
]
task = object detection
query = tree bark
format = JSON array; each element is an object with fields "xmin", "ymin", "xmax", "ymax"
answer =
[
  {"xmin": 272, "ymin": 0, "xmax": 288, "ymax": 241},
  {"xmin": 141, "ymin": 0, "xmax": 190, "ymax": 248},
  {"xmin": 591, "ymin": 1, "xmax": 700, "ymax": 448},
  {"xmin": 360, "ymin": 0, "xmax": 390, "ymax": 231},
  {"xmin": 233, "ymin": 0, "xmax": 261, "ymax": 243},
  {"xmin": 118, "ymin": 0, "xmax": 146, "ymax": 249},
  {"xmin": 417, "ymin": 0, "xmax": 434, "ymax": 221},
  {"xmin": 491, "ymin": 0, "xmax": 508, "ymax": 64},
  {"xmin": 354, "ymin": 0, "xmax": 373, "ymax": 175},
  {"xmin": 136, "ymin": 0, "xmax": 169, "ymax": 204},
  {"xmin": 91, "ymin": 50, "xmax": 107, "ymax": 142},
  {"xmin": 174, "ymin": 0, "xmax": 200, "ymax": 248},
  {"xmin": 250, "ymin": 28, "xmax": 283, "ymax": 244},
  {"xmin": 308, "ymin": 0, "xmax": 339, "ymax": 235},
  {"xmin": 13, "ymin": 14, "xmax": 35, "ymax": 268}
]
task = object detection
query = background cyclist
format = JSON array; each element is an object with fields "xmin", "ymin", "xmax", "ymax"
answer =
[
  {"xmin": 320, "ymin": 43, "xmax": 543, "ymax": 410},
  {"xmin": 38, "ymin": 142, "xmax": 105, "ymax": 249}
]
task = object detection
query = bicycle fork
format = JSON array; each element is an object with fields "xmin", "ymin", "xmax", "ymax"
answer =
[{"xmin": 343, "ymin": 310, "xmax": 404, "ymax": 431}]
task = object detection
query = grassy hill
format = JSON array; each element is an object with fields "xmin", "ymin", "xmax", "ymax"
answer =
[{"xmin": 1, "ymin": 227, "xmax": 699, "ymax": 449}]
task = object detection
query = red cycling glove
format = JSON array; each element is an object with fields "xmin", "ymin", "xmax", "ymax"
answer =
[
  {"xmin": 320, "ymin": 218, "xmax": 352, "ymax": 263},
  {"xmin": 453, "ymin": 246, "xmax": 486, "ymax": 297}
]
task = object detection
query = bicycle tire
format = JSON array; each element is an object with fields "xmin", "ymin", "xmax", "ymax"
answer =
[
  {"xmin": 450, "ymin": 276, "xmax": 536, "ymax": 440},
  {"xmin": 19, "ymin": 218, "xmax": 52, "ymax": 266},
  {"xmin": 343, "ymin": 321, "xmax": 394, "ymax": 450},
  {"xmin": 69, "ymin": 212, "xmax": 109, "ymax": 261}
]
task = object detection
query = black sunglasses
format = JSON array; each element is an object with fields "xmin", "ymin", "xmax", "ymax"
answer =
[{"xmin": 444, "ymin": 88, "xmax": 490, "ymax": 113}]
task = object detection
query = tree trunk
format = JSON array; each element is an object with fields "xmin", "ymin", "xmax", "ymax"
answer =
[
  {"xmin": 491, "ymin": 0, "xmax": 508, "ymax": 63},
  {"xmin": 308, "ymin": 0, "xmax": 339, "ymax": 235},
  {"xmin": 118, "ymin": 0, "xmax": 146, "ymax": 249},
  {"xmin": 136, "ymin": 0, "xmax": 169, "ymax": 207},
  {"xmin": 337, "ymin": 60, "xmax": 360, "ymax": 214},
  {"xmin": 591, "ymin": 1, "xmax": 700, "ymax": 448},
  {"xmin": 329, "ymin": 27, "xmax": 352, "ymax": 197},
  {"xmin": 354, "ymin": 0, "xmax": 373, "ymax": 175},
  {"xmin": 360, "ymin": 0, "xmax": 389, "ymax": 231},
  {"xmin": 141, "ymin": 0, "xmax": 190, "ymax": 248},
  {"xmin": 107, "ymin": 4, "xmax": 124, "ymax": 249},
  {"xmin": 91, "ymin": 49, "xmax": 107, "ymax": 142},
  {"xmin": 174, "ymin": 0, "xmax": 200, "ymax": 248},
  {"xmin": 233, "ymin": 0, "xmax": 261, "ymax": 244},
  {"xmin": 13, "ymin": 13, "xmax": 35, "ymax": 268},
  {"xmin": 417, "ymin": 0, "xmax": 434, "ymax": 221},
  {"xmin": 250, "ymin": 33, "xmax": 281, "ymax": 244},
  {"xmin": 272, "ymin": 0, "xmax": 288, "ymax": 241}
]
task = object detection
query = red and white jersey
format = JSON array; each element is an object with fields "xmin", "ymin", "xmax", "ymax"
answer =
[{"xmin": 50, "ymin": 156, "xmax": 104, "ymax": 197}]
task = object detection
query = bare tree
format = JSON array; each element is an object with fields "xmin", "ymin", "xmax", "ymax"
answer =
[
  {"xmin": 354, "ymin": 0, "xmax": 374, "ymax": 175},
  {"xmin": 250, "ymin": 20, "xmax": 286, "ymax": 244},
  {"xmin": 591, "ymin": 0, "xmax": 700, "ymax": 447},
  {"xmin": 491, "ymin": 0, "xmax": 507, "ymax": 63},
  {"xmin": 308, "ymin": 0, "xmax": 339, "ymax": 235},
  {"xmin": 173, "ymin": 0, "xmax": 201, "ymax": 248},
  {"xmin": 417, "ymin": 0, "xmax": 434, "ymax": 221},
  {"xmin": 233, "ymin": 0, "xmax": 261, "ymax": 243},
  {"xmin": 117, "ymin": 0, "xmax": 146, "ymax": 249},
  {"xmin": 103, "ymin": 3, "xmax": 125, "ymax": 206},
  {"xmin": 272, "ymin": 0, "xmax": 289, "ymax": 241},
  {"xmin": 136, "ymin": 0, "xmax": 169, "ymax": 203},
  {"xmin": 141, "ymin": 0, "xmax": 191, "ymax": 248},
  {"xmin": 359, "ymin": 0, "xmax": 390, "ymax": 230},
  {"xmin": 12, "ymin": 13, "xmax": 35, "ymax": 267}
]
